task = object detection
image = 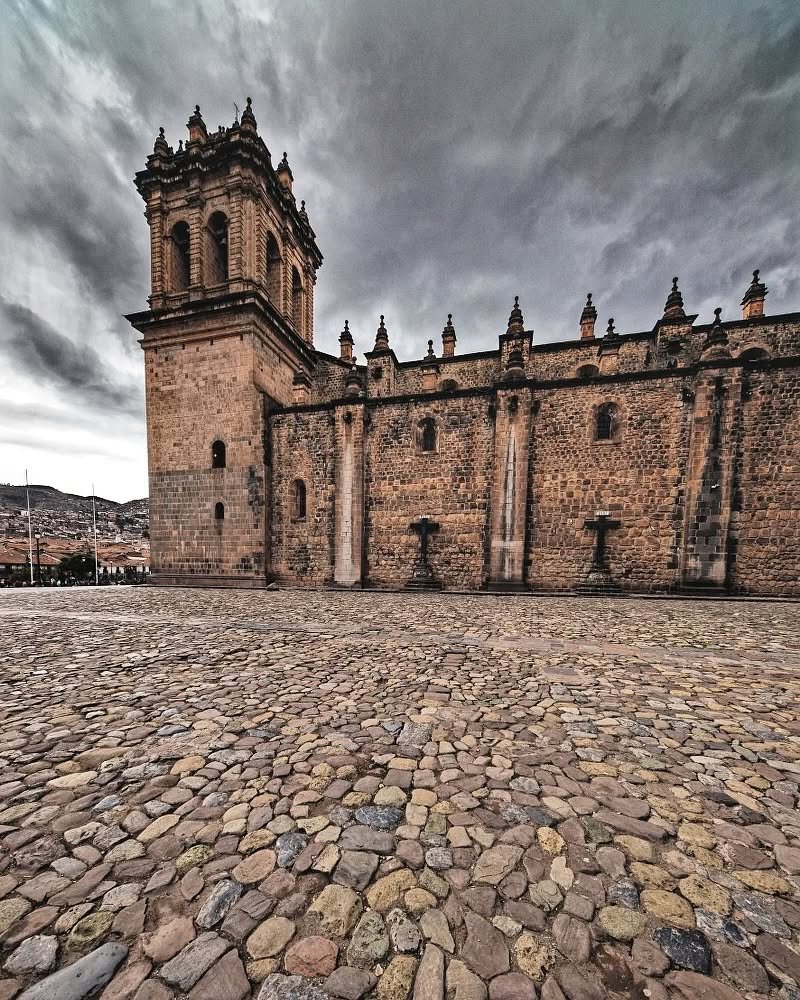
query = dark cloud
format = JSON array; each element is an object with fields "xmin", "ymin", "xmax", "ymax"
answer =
[
  {"xmin": 0, "ymin": 296, "xmax": 143, "ymax": 417},
  {"xmin": 0, "ymin": 0, "xmax": 798, "ymax": 497}
]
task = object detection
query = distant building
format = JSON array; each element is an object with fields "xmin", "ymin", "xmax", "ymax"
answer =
[{"xmin": 127, "ymin": 99, "xmax": 800, "ymax": 596}]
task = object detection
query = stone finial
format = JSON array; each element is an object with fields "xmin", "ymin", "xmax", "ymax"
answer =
[
  {"xmin": 580, "ymin": 292, "xmax": 597, "ymax": 339},
  {"xmin": 374, "ymin": 315, "xmax": 390, "ymax": 352},
  {"xmin": 426, "ymin": 339, "xmax": 436, "ymax": 359},
  {"xmin": 606, "ymin": 317, "xmax": 615, "ymax": 337},
  {"xmin": 299, "ymin": 199, "xmax": 309, "ymax": 224},
  {"xmin": 339, "ymin": 320, "xmax": 354, "ymax": 362},
  {"xmin": 442, "ymin": 314, "xmax": 456, "ymax": 357},
  {"xmin": 663, "ymin": 276, "xmax": 686, "ymax": 319},
  {"xmin": 153, "ymin": 126, "xmax": 169, "ymax": 156},
  {"xmin": 187, "ymin": 104, "xmax": 208, "ymax": 143},
  {"xmin": 276, "ymin": 151, "xmax": 293, "ymax": 191},
  {"xmin": 240, "ymin": 95, "xmax": 257, "ymax": 132},
  {"xmin": 741, "ymin": 268, "xmax": 768, "ymax": 319},
  {"xmin": 507, "ymin": 295, "xmax": 524, "ymax": 335},
  {"xmin": 702, "ymin": 306, "xmax": 730, "ymax": 360}
]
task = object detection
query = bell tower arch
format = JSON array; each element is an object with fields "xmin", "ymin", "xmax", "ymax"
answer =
[{"xmin": 126, "ymin": 98, "xmax": 322, "ymax": 586}]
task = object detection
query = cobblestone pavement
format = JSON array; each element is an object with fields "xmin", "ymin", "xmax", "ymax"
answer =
[{"xmin": 1, "ymin": 588, "xmax": 799, "ymax": 1000}]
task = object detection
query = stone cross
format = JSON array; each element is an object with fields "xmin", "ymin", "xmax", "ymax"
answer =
[
  {"xmin": 407, "ymin": 517, "xmax": 441, "ymax": 589},
  {"xmin": 410, "ymin": 517, "xmax": 439, "ymax": 565},
  {"xmin": 584, "ymin": 512, "xmax": 621, "ymax": 567}
]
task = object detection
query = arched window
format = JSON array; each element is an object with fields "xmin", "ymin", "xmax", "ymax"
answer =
[
  {"xmin": 292, "ymin": 479, "xmax": 307, "ymax": 520},
  {"xmin": 214, "ymin": 502, "xmax": 225, "ymax": 520},
  {"xmin": 211, "ymin": 440, "xmax": 226, "ymax": 469},
  {"xmin": 577, "ymin": 364, "xmax": 599, "ymax": 379},
  {"xmin": 171, "ymin": 222, "xmax": 191, "ymax": 291},
  {"xmin": 291, "ymin": 267, "xmax": 303, "ymax": 333},
  {"xmin": 418, "ymin": 417, "xmax": 437, "ymax": 453},
  {"xmin": 441, "ymin": 378, "xmax": 459, "ymax": 392},
  {"xmin": 739, "ymin": 346, "xmax": 769, "ymax": 362},
  {"xmin": 596, "ymin": 403, "xmax": 618, "ymax": 441},
  {"xmin": 266, "ymin": 232, "xmax": 281, "ymax": 302},
  {"xmin": 206, "ymin": 211, "xmax": 229, "ymax": 284}
]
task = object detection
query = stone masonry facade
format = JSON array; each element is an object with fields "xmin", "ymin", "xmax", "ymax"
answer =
[{"xmin": 127, "ymin": 100, "xmax": 800, "ymax": 596}]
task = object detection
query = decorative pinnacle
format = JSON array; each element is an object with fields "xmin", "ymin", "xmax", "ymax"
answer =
[
  {"xmin": 426, "ymin": 339, "xmax": 435, "ymax": 358},
  {"xmin": 240, "ymin": 95, "xmax": 257, "ymax": 130},
  {"xmin": 713, "ymin": 307, "xmax": 722, "ymax": 325},
  {"xmin": 153, "ymin": 126, "xmax": 169, "ymax": 155},
  {"xmin": 507, "ymin": 295, "xmax": 524, "ymax": 333},
  {"xmin": 663, "ymin": 275, "xmax": 686, "ymax": 318},
  {"xmin": 580, "ymin": 291, "xmax": 598, "ymax": 324}
]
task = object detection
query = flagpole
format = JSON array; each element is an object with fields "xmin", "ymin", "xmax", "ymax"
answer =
[
  {"xmin": 25, "ymin": 469, "xmax": 34, "ymax": 585},
  {"xmin": 91, "ymin": 484, "xmax": 99, "ymax": 585}
]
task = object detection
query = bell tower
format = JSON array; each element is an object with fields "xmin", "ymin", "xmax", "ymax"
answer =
[{"xmin": 127, "ymin": 98, "xmax": 323, "ymax": 587}]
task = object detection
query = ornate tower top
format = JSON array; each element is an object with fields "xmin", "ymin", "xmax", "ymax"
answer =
[
  {"xmin": 741, "ymin": 269, "xmax": 768, "ymax": 319},
  {"xmin": 580, "ymin": 292, "xmax": 597, "ymax": 339},
  {"xmin": 374, "ymin": 315, "xmax": 390, "ymax": 352},
  {"xmin": 506, "ymin": 296, "xmax": 524, "ymax": 335},
  {"xmin": 442, "ymin": 314, "xmax": 457, "ymax": 357},
  {"xmin": 663, "ymin": 276, "xmax": 686, "ymax": 319}
]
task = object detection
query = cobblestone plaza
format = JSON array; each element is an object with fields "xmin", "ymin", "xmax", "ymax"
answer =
[{"xmin": 1, "ymin": 588, "xmax": 799, "ymax": 999}]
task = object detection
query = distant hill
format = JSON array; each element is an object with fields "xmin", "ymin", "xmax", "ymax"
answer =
[{"xmin": 0, "ymin": 484, "xmax": 149, "ymax": 542}]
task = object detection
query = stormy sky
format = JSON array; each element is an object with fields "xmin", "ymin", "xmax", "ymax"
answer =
[{"xmin": 1, "ymin": 0, "xmax": 798, "ymax": 502}]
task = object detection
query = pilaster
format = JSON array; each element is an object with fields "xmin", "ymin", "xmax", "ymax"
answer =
[
  {"xmin": 487, "ymin": 385, "xmax": 532, "ymax": 588},
  {"xmin": 333, "ymin": 403, "xmax": 365, "ymax": 586}
]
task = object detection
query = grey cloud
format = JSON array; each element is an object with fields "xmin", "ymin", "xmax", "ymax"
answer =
[{"xmin": 0, "ymin": 296, "xmax": 144, "ymax": 417}]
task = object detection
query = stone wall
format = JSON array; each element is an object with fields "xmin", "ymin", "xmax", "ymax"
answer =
[{"xmin": 730, "ymin": 363, "xmax": 800, "ymax": 595}]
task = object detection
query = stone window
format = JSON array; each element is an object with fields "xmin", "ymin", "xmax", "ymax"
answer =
[
  {"xmin": 292, "ymin": 479, "xmax": 307, "ymax": 520},
  {"xmin": 418, "ymin": 417, "xmax": 437, "ymax": 453},
  {"xmin": 206, "ymin": 211, "xmax": 229, "ymax": 284},
  {"xmin": 170, "ymin": 221, "xmax": 190, "ymax": 291},
  {"xmin": 266, "ymin": 231, "xmax": 281, "ymax": 302},
  {"xmin": 214, "ymin": 501, "xmax": 225, "ymax": 520},
  {"xmin": 441, "ymin": 378, "xmax": 459, "ymax": 391},
  {"xmin": 739, "ymin": 346, "xmax": 769, "ymax": 362},
  {"xmin": 211, "ymin": 440, "xmax": 226, "ymax": 469},
  {"xmin": 577, "ymin": 364, "xmax": 599, "ymax": 378},
  {"xmin": 291, "ymin": 267, "xmax": 303, "ymax": 333},
  {"xmin": 595, "ymin": 403, "xmax": 618, "ymax": 441}
]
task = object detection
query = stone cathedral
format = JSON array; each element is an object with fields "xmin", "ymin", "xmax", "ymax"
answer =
[{"xmin": 127, "ymin": 100, "xmax": 800, "ymax": 596}]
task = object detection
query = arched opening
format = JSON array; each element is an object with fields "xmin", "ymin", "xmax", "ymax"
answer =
[
  {"xmin": 441, "ymin": 378, "xmax": 459, "ymax": 392},
  {"xmin": 292, "ymin": 479, "xmax": 307, "ymax": 520},
  {"xmin": 214, "ymin": 502, "xmax": 225, "ymax": 520},
  {"xmin": 596, "ymin": 403, "xmax": 618, "ymax": 441},
  {"xmin": 266, "ymin": 232, "xmax": 281, "ymax": 302},
  {"xmin": 206, "ymin": 211, "xmax": 229, "ymax": 284},
  {"xmin": 577, "ymin": 364, "xmax": 599, "ymax": 379},
  {"xmin": 211, "ymin": 440, "xmax": 226, "ymax": 469},
  {"xmin": 171, "ymin": 221, "xmax": 191, "ymax": 291},
  {"xmin": 739, "ymin": 346, "xmax": 769, "ymax": 362},
  {"xmin": 418, "ymin": 417, "xmax": 437, "ymax": 453},
  {"xmin": 291, "ymin": 267, "xmax": 303, "ymax": 333}
]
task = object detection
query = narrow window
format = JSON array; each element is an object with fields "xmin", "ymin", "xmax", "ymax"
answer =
[
  {"xmin": 211, "ymin": 440, "xmax": 226, "ymax": 469},
  {"xmin": 207, "ymin": 211, "xmax": 229, "ymax": 284},
  {"xmin": 292, "ymin": 479, "xmax": 307, "ymax": 519},
  {"xmin": 291, "ymin": 267, "xmax": 303, "ymax": 332},
  {"xmin": 577, "ymin": 364, "xmax": 599, "ymax": 378},
  {"xmin": 419, "ymin": 417, "xmax": 437, "ymax": 452},
  {"xmin": 171, "ymin": 221, "xmax": 190, "ymax": 291},
  {"xmin": 266, "ymin": 232, "xmax": 281, "ymax": 302},
  {"xmin": 214, "ymin": 502, "xmax": 225, "ymax": 520},
  {"xmin": 596, "ymin": 403, "xmax": 618, "ymax": 441}
]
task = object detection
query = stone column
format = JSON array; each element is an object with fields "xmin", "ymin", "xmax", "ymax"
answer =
[
  {"xmin": 333, "ymin": 403, "xmax": 365, "ymax": 586},
  {"xmin": 147, "ymin": 196, "xmax": 167, "ymax": 309},
  {"xmin": 487, "ymin": 386, "xmax": 532, "ymax": 589},
  {"xmin": 186, "ymin": 186, "xmax": 205, "ymax": 295},
  {"xmin": 680, "ymin": 368, "xmax": 741, "ymax": 589}
]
